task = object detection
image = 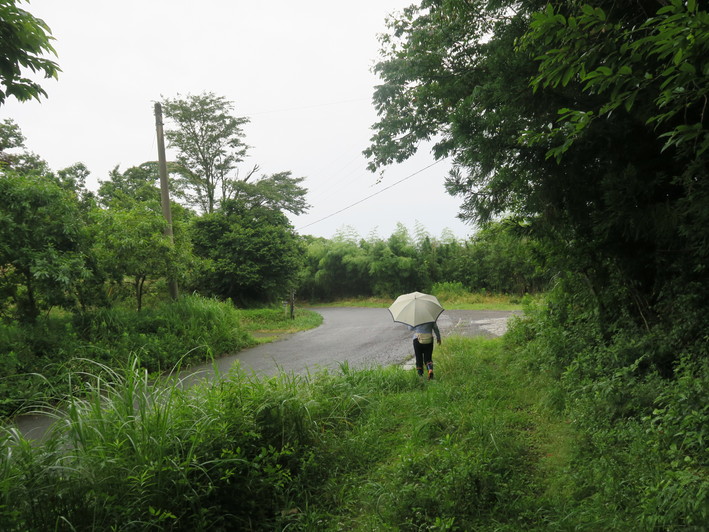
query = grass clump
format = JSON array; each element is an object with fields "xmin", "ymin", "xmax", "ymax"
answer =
[
  {"xmin": 310, "ymin": 285, "xmax": 523, "ymax": 311},
  {"xmin": 0, "ymin": 335, "xmax": 580, "ymax": 530},
  {"xmin": 237, "ymin": 306, "xmax": 323, "ymax": 340},
  {"xmin": 431, "ymin": 282, "xmax": 523, "ymax": 310},
  {"xmin": 0, "ymin": 296, "xmax": 323, "ymax": 418}
]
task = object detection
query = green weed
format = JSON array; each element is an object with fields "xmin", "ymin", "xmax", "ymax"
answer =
[{"xmin": 3, "ymin": 322, "xmax": 698, "ymax": 530}]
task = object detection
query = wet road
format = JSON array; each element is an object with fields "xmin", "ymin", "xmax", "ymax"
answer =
[
  {"xmin": 179, "ymin": 307, "xmax": 517, "ymax": 384},
  {"xmin": 12, "ymin": 308, "xmax": 517, "ymax": 439}
]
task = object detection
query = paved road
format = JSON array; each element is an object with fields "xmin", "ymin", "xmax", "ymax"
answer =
[
  {"xmin": 12, "ymin": 308, "xmax": 517, "ymax": 439},
  {"xmin": 179, "ymin": 307, "xmax": 517, "ymax": 385}
]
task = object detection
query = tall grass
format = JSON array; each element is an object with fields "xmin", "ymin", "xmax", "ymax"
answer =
[
  {"xmin": 431, "ymin": 281, "xmax": 523, "ymax": 310},
  {"xmin": 0, "ymin": 335, "xmax": 587, "ymax": 531},
  {"xmin": 237, "ymin": 306, "xmax": 323, "ymax": 338},
  {"xmin": 310, "ymin": 286, "xmax": 524, "ymax": 311},
  {"xmin": 0, "ymin": 296, "xmax": 323, "ymax": 417},
  {"xmin": 71, "ymin": 295, "xmax": 255, "ymax": 372}
]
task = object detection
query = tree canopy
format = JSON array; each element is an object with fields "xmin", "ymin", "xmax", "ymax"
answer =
[
  {"xmin": 191, "ymin": 199, "xmax": 304, "ymax": 305},
  {"xmin": 0, "ymin": 0, "xmax": 60, "ymax": 106},
  {"xmin": 161, "ymin": 91, "xmax": 310, "ymax": 218},
  {"xmin": 366, "ymin": 0, "xmax": 709, "ymax": 360},
  {"xmin": 161, "ymin": 92, "xmax": 253, "ymax": 213},
  {"xmin": 0, "ymin": 171, "xmax": 89, "ymax": 322}
]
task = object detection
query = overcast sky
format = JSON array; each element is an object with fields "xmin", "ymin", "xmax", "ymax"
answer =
[{"xmin": 3, "ymin": 0, "xmax": 473, "ymax": 240}]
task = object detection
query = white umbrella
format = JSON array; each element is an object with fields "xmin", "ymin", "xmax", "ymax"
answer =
[{"xmin": 388, "ymin": 291, "xmax": 444, "ymax": 327}]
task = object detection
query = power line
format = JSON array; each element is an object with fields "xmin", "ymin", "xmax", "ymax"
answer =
[{"xmin": 296, "ymin": 159, "xmax": 445, "ymax": 231}]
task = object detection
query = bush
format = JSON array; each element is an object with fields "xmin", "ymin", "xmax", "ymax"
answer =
[
  {"xmin": 504, "ymin": 278, "xmax": 709, "ymax": 530},
  {"xmin": 0, "ymin": 295, "xmax": 253, "ymax": 417},
  {"xmin": 431, "ymin": 281, "xmax": 468, "ymax": 299}
]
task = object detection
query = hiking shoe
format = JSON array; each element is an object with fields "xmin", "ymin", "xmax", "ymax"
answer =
[{"xmin": 426, "ymin": 362, "xmax": 434, "ymax": 380}]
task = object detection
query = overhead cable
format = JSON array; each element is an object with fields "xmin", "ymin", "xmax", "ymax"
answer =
[{"xmin": 296, "ymin": 159, "xmax": 445, "ymax": 231}]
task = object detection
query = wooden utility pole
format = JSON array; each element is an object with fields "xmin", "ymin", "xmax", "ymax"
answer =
[{"xmin": 154, "ymin": 102, "xmax": 179, "ymax": 300}]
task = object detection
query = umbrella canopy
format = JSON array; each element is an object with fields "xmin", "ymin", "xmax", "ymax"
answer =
[{"xmin": 388, "ymin": 291, "xmax": 444, "ymax": 327}]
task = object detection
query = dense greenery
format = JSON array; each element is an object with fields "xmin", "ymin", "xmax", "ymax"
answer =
[
  {"xmin": 0, "ymin": 295, "xmax": 323, "ymax": 417},
  {"xmin": 0, "ymin": 337, "xmax": 558, "ymax": 530},
  {"xmin": 5, "ymin": 329, "xmax": 702, "ymax": 530},
  {"xmin": 0, "ymin": 0, "xmax": 59, "ymax": 106},
  {"xmin": 363, "ymin": 1, "xmax": 709, "ymax": 528},
  {"xmin": 2, "ymin": 0, "xmax": 707, "ymax": 526},
  {"xmin": 191, "ymin": 199, "xmax": 304, "ymax": 306},
  {"xmin": 301, "ymin": 221, "xmax": 548, "ymax": 301},
  {"xmin": 506, "ymin": 293, "xmax": 709, "ymax": 529},
  {"xmin": 0, "ymin": 295, "xmax": 254, "ymax": 416},
  {"xmin": 367, "ymin": 0, "xmax": 708, "ymax": 348},
  {"xmin": 0, "ymin": 111, "xmax": 537, "ymax": 417}
]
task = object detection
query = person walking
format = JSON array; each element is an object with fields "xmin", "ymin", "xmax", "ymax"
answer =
[{"xmin": 410, "ymin": 321, "xmax": 441, "ymax": 380}]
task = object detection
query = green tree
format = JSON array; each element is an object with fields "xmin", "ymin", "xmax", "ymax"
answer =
[
  {"xmin": 191, "ymin": 199, "xmax": 303, "ymax": 305},
  {"xmin": 97, "ymin": 162, "xmax": 186, "ymax": 209},
  {"xmin": 0, "ymin": 0, "xmax": 60, "ymax": 106},
  {"xmin": 91, "ymin": 202, "xmax": 186, "ymax": 311},
  {"xmin": 0, "ymin": 118, "xmax": 48, "ymax": 174},
  {"xmin": 0, "ymin": 172, "xmax": 89, "ymax": 322},
  {"xmin": 366, "ymin": 223, "xmax": 423, "ymax": 297},
  {"xmin": 231, "ymin": 170, "xmax": 309, "ymax": 216},
  {"xmin": 458, "ymin": 221, "xmax": 549, "ymax": 295},
  {"xmin": 161, "ymin": 92, "xmax": 254, "ymax": 213},
  {"xmin": 0, "ymin": 118, "xmax": 24, "ymax": 151},
  {"xmin": 366, "ymin": 0, "xmax": 709, "ymax": 350},
  {"xmin": 301, "ymin": 236, "xmax": 371, "ymax": 301}
]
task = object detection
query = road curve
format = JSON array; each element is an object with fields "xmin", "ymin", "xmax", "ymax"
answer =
[
  {"xmin": 13, "ymin": 308, "xmax": 517, "ymax": 439},
  {"xmin": 179, "ymin": 307, "xmax": 517, "ymax": 385}
]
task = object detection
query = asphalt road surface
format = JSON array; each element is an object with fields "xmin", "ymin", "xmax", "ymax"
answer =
[
  {"xmin": 12, "ymin": 308, "xmax": 518, "ymax": 440},
  {"xmin": 179, "ymin": 307, "xmax": 518, "ymax": 385}
]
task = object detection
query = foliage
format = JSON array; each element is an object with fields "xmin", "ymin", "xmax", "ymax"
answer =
[
  {"xmin": 521, "ymin": 1, "xmax": 709, "ymax": 162},
  {"xmin": 90, "ymin": 201, "xmax": 192, "ymax": 311},
  {"xmin": 0, "ymin": 117, "xmax": 47, "ymax": 174},
  {"xmin": 97, "ymin": 162, "xmax": 164, "ymax": 208},
  {"xmin": 231, "ymin": 170, "xmax": 310, "ymax": 216},
  {"xmin": 0, "ymin": 117, "xmax": 24, "ymax": 151},
  {"xmin": 0, "ymin": 171, "xmax": 91, "ymax": 322},
  {"xmin": 71, "ymin": 295, "xmax": 252, "ymax": 372},
  {"xmin": 300, "ymin": 220, "xmax": 548, "ymax": 301},
  {"xmin": 452, "ymin": 221, "xmax": 549, "ymax": 295},
  {"xmin": 4, "ymin": 309, "xmax": 706, "ymax": 529},
  {"xmin": 190, "ymin": 198, "xmax": 304, "ymax": 305},
  {"xmin": 0, "ymin": 336, "xmax": 580, "ymax": 531},
  {"xmin": 161, "ymin": 91, "xmax": 252, "ymax": 214},
  {"xmin": 505, "ymin": 286, "xmax": 709, "ymax": 530},
  {"xmin": 367, "ymin": 0, "xmax": 709, "ymax": 363},
  {"xmin": 0, "ymin": 295, "xmax": 257, "ymax": 416},
  {"xmin": 0, "ymin": 0, "xmax": 60, "ymax": 106}
]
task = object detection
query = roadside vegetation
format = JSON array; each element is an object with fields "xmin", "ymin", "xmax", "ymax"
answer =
[
  {"xmin": 4, "ymin": 313, "xmax": 703, "ymax": 530},
  {"xmin": 0, "ymin": 297, "xmax": 322, "ymax": 418},
  {"xmin": 1, "ymin": 0, "xmax": 708, "ymax": 529},
  {"xmin": 312, "ymin": 282, "xmax": 523, "ymax": 311},
  {"xmin": 0, "ymin": 331, "xmax": 578, "ymax": 530}
]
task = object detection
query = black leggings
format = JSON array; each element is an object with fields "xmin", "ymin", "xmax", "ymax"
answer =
[{"xmin": 413, "ymin": 338, "xmax": 434, "ymax": 369}]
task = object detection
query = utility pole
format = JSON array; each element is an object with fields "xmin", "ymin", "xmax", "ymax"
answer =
[{"xmin": 154, "ymin": 102, "xmax": 179, "ymax": 300}]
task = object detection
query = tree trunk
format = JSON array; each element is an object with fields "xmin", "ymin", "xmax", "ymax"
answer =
[{"xmin": 135, "ymin": 275, "xmax": 146, "ymax": 312}]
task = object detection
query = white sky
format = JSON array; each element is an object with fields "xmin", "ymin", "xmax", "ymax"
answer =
[{"xmin": 2, "ymin": 0, "xmax": 473, "ymax": 241}]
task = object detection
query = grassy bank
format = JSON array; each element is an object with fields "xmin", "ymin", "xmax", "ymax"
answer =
[
  {"xmin": 0, "ymin": 297, "xmax": 323, "ymax": 418},
  {"xmin": 0, "ymin": 334, "xmax": 584, "ymax": 530},
  {"xmin": 310, "ymin": 291, "xmax": 523, "ymax": 312},
  {"xmin": 4, "ymin": 306, "xmax": 690, "ymax": 530},
  {"xmin": 237, "ymin": 306, "xmax": 323, "ymax": 342}
]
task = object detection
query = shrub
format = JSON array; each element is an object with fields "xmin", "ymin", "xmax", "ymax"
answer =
[{"xmin": 0, "ymin": 295, "xmax": 253, "ymax": 417}]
